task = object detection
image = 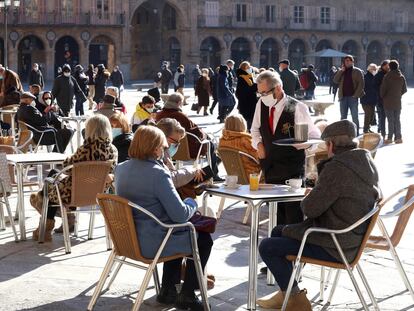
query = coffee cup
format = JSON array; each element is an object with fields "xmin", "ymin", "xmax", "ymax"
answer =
[
  {"xmin": 285, "ymin": 178, "xmax": 302, "ymax": 189},
  {"xmin": 294, "ymin": 123, "xmax": 308, "ymax": 142},
  {"xmin": 225, "ymin": 175, "xmax": 238, "ymax": 187}
]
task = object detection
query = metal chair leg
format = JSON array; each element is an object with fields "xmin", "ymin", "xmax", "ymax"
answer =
[
  {"xmin": 105, "ymin": 260, "xmax": 124, "ymax": 291},
  {"xmin": 88, "ymin": 209, "xmax": 96, "ymax": 240},
  {"xmin": 0, "ymin": 202, "xmax": 5, "ymax": 230},
  {"xmin": 4, "ymin": 196, "xmax": 19, "ymax": 242},
  {"xmin": 61, "ymin": 206, "xmax": 72, "ymax": 254},
  {"xmin": 242, "ymin": 204, "xmax": 251, "ymax": 224},
  {"xmin": 320, "ymin": 267, "xmax": 326, "ymax": 301},
  {"xmin": 73, "ymin": 212, "xmax": 79, "ymax": 237},
  {"xmin": 153, "ymin": 265, "xmax": 161, "ymax": 296},
  {"xmin": 131, "ymin": 262, "xmax": 158, "ymax": 311},
  {"xmin": 356, "ymin": 264, "xmax": 379, "ymax": 310},
  {"xmin": 327, "ymin": 269, "xmax": 341, "ymax": 304},
  {"xmin": 87, "ymin": 251, "xmax": 116, "ymax": 311},
  {"xmin": 216, "ymin": 197, "xmax": 226, "ymax": 219},
  {"xmin": 38, "ymin": 186, "xmax": 50, "ymax": 243}
]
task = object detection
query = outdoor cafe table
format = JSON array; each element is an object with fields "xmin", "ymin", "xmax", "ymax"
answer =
[
  {"xmin": 7, "ymin": 153, "xmax": 67, "ymax": 240},
  {"xmin": 201, "ymin": 185, "xmax": 306, "ymax": 310},
  {"xmin": 61, "ymin": 115, "xmax": 88, "ymax": 148},
  {"xmin": 0, "ymin": 107, "xmax": 18, "ymax": 136}
]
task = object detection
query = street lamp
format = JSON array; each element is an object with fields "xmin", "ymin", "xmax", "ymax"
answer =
[{"xmin": 0, "ymin": 0, "xmax": 20, "ymax": 68}]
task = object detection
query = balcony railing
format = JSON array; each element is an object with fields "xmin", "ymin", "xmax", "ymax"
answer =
[
  {"xmin": 197, "ymin": 15, "xmax": 414, "ymax": 34},
  {"xmin": 1, "ymin": 11, "xmax": 125, "ymax": 26}
]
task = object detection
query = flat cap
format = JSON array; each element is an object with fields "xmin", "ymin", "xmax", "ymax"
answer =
[
  {"xmin": 278, "ymin": 59, "xmax": 290, "ymax": 66},
  {"xmin": 20, "ymin": 92, "xmax": 36, "ymax": 100},
  {"xmin": 321, "ymin": 120, "xmax": 357, "ymax": 140},
  {"xmin": 103, "ymin": 94, "xmax": 115, "ymax": 104}
]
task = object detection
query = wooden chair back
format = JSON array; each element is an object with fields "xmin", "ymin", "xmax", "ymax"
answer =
[
  {"xmin": 17, "ymin": 130, "xmax": 33, "ymax": 153},
  {"xmin": 0, "ymin": 145, "xmax": 17, "ymax": 184},
  {"xmin": 0, "ymin": 153, "xmax": 12, "ymax": 195},
  {"xmin": 69, "ymin": 161, "xmax": 112, "ymax": 208},
  {"xmin": 358, "ymin": 133, "xmax": 382, "ymax": 158},
  {"xmin": 172, "ymin": 135, "xmax": 192, "ymax": 161},
  {"xmin": 218, "ymin": 147, "xmax": 249, "ymax": 184}
]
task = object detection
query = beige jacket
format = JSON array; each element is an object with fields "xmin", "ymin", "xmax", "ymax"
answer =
[{"xmin": 333, "ymin": 67, "xmax": 365, "ymax": 100}]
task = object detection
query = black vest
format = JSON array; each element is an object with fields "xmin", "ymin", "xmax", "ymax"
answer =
[{"xmin": 259, "ymin": 96, "xmax": 305, "ymax": 184}]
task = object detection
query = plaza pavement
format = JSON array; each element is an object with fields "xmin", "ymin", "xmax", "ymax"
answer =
[{"xmin": 1, "ymin": 85, "xmax": 414, "ymax": 310}]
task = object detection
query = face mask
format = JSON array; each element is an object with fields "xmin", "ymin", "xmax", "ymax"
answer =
[
  {"xmin": 168, "ymin": 143, "xmax": 179, "ymax": 157},
  {"xmin": 261, "ymin": 93, "xmax": 276, "ymax": 107},
  {"xmin": 112, "ymin": 128, "xmax": 123, "ymax": 138},
  {"xmin": 0, "ymin": 76, "xmax": 3, "ymax": 80},
  {"xmin": 145, "ymin": 107, "xmax": 155, "ymax": 113},
  {"xmin": 45, "ymin": 99, "xmax": 52, "ymax": 106},
  {"xmin": 246, "ymin": 68, "xmax": 252, "ymax": 74},
  {"xmin": 34, "ymin": 68, "xmax": 39, "ymax": 72},
  {"xmin": 63, "ymin": 72, "xmax": 71, "ymax": 77},
  {"xmin": 279, "ymin": 67, "xmax": 284, "ymax": 72}
]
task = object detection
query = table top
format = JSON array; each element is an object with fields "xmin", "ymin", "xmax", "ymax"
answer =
[
  {"xmin": 205, "ymin": 184, "xmax": 306, "ymax": 201},
  {"xmin": 6, "ymin": 152, "xmax": 67, "ymax": 164},
  {"xmin": 273, "ymin": 138, "xmax": 323, "ymax": 149}
]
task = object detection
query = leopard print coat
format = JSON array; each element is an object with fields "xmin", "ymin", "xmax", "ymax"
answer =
[{"xmin": 47, "ymin": 137, "xmax": 118, "ymax": 204}]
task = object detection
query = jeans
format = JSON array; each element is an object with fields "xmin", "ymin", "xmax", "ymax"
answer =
[
  {"xmin": 340, "ymin": 96, "xmax": 360, "ymax": 135},
  {"xmin": 161, "ymin": 83, "xmax": 169, "ymax": 94},
  {"xmin": 75, "ymin": 95, "xmax": 84, "ymax": 116},
  {"xmin": 385, "ymin": 108, "xmax": 402, "ymax": 140},
  {"xmin": 259, "ymin": 225, "xmax": 339, "ymax": 291},
  {"xmin": 377, "ymin": 102, "xmax": 386, "ymax": 137},
  {"xmin": 162, "ymin": 231, "xmax": 213, "ymax": 292},
  {"xmin": 361, "ymin": 104, "xmax": 375, "ymax": 133}
]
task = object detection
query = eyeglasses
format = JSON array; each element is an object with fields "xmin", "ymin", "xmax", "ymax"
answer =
[
  {"xmin": 168, "ymin": 136, "xmax": 180, "ymax": 144},
  {"xmin": 257, "ymin": 87, "xmax": 275, "ymax": 97}
]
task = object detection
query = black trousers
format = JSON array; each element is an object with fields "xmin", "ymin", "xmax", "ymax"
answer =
[
  {"xmin": 36, "ymin": 128, "xmax": 73, "ymax": 153},
  {"xmin": 161, "ymin": 83, "xmax": 170, "ymax": 94},
  {"xmin": 277, "ymin": 201, "xmax": 304, "ymax": 225},
  {"xmin": 162, "ymin": 231, "xmax": 213, "ymax": 292}
]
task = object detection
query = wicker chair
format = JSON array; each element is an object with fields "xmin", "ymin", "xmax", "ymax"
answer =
[
  {"xmin": 16, "ymin": 130, "xmax": 34, "ymax": 153},
  {"xmin": 0, "ymin": 153, "xmax": 19, "ymax": 241},
  {"xmin": 282, "ymin": 194, "xmax": 382, "ymax": 311},
  {"xmin": 325, "ymin": 185, "xmax": 414, "ymax": 305},
  {"xmin": 358, "ymin": 133, "xmax": 383, "ymax": 158},
  {"xmin": 38, "ymin": 161, "xmax": 113, "ymax": 253},
  {"xmin": 18, "ymin": 121, "xmax": 60, "ymax": 153},
  {"xmin": 87, "ymin": 194, "xmax": 210, "ymax": 311},
  {"xmin": 217, "ymin": 147, "xmax": 261, "ymax": 224}
]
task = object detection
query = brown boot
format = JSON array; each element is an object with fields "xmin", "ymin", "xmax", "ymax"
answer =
[
  {"xmin": 284, "ymin": 289, "xmax": 312, "ymax": 311},
  {"xmin": 33, "ymin": 219, "xmax": 55, "ymax": 242},
  {"xmin": 30, "ymin": 192, "xmax": 44, "ymax": 214},
  {"xmin": 257, "ymin": 291, "xmax": 285, "ymax": 309},
  {"xmin": 54, "ymin": 214, "xmax": 76, "ymax": 233}
]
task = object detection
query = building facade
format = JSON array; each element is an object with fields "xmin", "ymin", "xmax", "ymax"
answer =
[{"xmin": 1, "ymin": 0, "xmax": 414, "ymax": 82}]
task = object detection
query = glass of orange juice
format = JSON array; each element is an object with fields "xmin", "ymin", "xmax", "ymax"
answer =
[{"xmin": 249, "ymin": 173, "xmax": 259, "ymax": 191}]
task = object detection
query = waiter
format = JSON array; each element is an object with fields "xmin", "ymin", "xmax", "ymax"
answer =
[{"xmin": 251, "ymin": 70, "xmax": 320, "ymax": 224}]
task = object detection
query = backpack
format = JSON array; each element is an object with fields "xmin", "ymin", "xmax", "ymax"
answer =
[{"xmin": 299, "ymin": 73, "xmax": 309, "ymax": 90}]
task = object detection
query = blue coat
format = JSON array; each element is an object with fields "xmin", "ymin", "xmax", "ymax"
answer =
[
  {"xmin": 360, "ymin": 72, "xmax": 377, "ymax": 106},
  {"xmin": 115, "ymin": 158, "xmax": 196, "ymax": 258}
]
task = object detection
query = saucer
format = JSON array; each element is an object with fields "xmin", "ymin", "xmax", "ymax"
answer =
[
  {"xmin": 223, "ymin": 184, "xmax": 241, "ymax": 189},
  {"xmin": 288, "ymin": 187, "xmax": 302, "ymax": 192}
]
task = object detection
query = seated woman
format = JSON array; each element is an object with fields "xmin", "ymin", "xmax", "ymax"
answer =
[
  {"xmin": 218, "ymin": 114, "xmax": 261, "ymax": 179},
  {"xmin": 115, "ymin": 126, "xmax": 213, "ymax": 310},
  {"xmin": 106, "ymin": 86, "xmax": 126, "ymax": 114},
  {"xmin": 131, "ymin": 95, "xmax": 156, "ymax": 131},
  {"xmin": 30, "ymin": 114, "xmax": 118, "ymax": 239},
  {"xmin": 109, "ymin": 112, "xmax": 133, "ymax": 163},
  {"xmin": 156, "ymin": 118, "xmax": 206, "ymax": 199}
]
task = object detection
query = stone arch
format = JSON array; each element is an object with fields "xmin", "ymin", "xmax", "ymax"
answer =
[
  {"xmin": 200, "ymin": 36, "xmax": 222, "ymax": 69},
  {"xmin": 231, "ymin": 37, "xmax": 252, "ymax": 68},
  {"xmin": 54, "ymin": 35, "xmax": 80, "ymax": 75},
  {"xmin": 342, "ymin": 40, "xmax": 360, "ymax": 58},
  {"xmin": 391, "ymin": 41, "xmax": 408, "ymax": 72},
  {"xmin": 315, "ymin": 39, "xmax": 333, "ymax": 74},
  {"xmin": 167, "ymin": 37, "xmax": 181, "ymax": 70},
  {"xmin": 260, "ymin": 38, "xmax": 279, "ymax": 69},
  {"xmin": 17, "ymin": 35, "xmax": 46, "ymax": 82},
  {"xmin": 89, "ymin": 35, "xmax": 116, "ymax": 69},
  {"xmin": 288, "ymin": 38, "xmax": 307, "ymax": 70},
  {"xmin": 366, "ymin": 41, "xmax": 383, "ymax": 67}
]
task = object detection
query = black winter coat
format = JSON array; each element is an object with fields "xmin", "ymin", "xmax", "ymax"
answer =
[
  {"xmin": 110, "ymin": 70, "xmax": 124, "ymax": 88},
  {"xmin": 52, "ymin": 75, "xmax": 86, "ymax": 115},
  {"xmin": 112, "ymin": 133, "xmax": 133, "ymax": 163},
  {"xmin": 94, "ymin": 72, "xmax": 109, "ymax": 103},
  {"xmin": 29, "ymin": 70, "xmax": 44, "ymax": 88},
  {"xmin": 235, "ymin": 68, "xmax": 257, "ymax": 122},
  {"xmin": 360, "ymin": 72, "xmax": 377, "ymax": 105},
  {"xmin": 16, "ymin": 104, "xmax": 55, "ymax": 142}
]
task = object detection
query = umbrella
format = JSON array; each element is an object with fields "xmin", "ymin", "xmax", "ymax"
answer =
[{"xmin": 305, "ymin": 49, "xmax": 350, "ymax": 58}]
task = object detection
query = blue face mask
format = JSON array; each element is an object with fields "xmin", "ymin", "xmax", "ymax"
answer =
[
  {"xmin": 112, "ymin": 128, "xmax": 123, "ymax": 139},
  {"xmin": 0, "ymin": 76, "xmax": 3, "ymax": 80},
  {"xmin": 168, "ymin": 143, "xmax": 179, "ymax": 157}
]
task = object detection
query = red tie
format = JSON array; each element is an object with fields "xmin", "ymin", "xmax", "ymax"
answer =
[{"xmin": 269, "ymin": 106, "xmax": 275, "ymax": 134}]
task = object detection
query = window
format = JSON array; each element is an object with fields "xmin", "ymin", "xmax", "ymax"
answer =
[
  {"xmin": 293, "ymin": 6, "xmax": 304, "ymax": 24},
  {"xmin": 236, "ymin": 4, "xmax": 247, "ymax": 22},
  {"xmin": 320, "ymin": 7, "xmax": 330, "ymax": 24},
  {"xmin": 62, "ymin": 0, "xmax": 73, "ymax": 17},
  {"xmin": 394, "ymin": 11, "xmax": 404, "ymax": 29},
  {"xmin": 265, "ymin": 5, "xmax": 275, "ymax": 23},
  {"xmin": 97, "ymin": 0, "xmax": 110, "ymax": 19},
  {"xmin": 23, "ymin": 0, "xmax": 39, "ymax": 19},
  {"xmin": 205, "ymin": 1, "xmax": 219, "ymax": 27}
]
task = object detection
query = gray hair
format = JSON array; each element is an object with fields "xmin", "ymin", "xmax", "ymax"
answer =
[
  {"xmin": 85, "ymin": 114, "xmax": 112, "ymax": 141},
  {"xmin": 156, "ymin": 118, "xmax": 185, "ymax": 138},
  {"xmin": 325, "ymin": 134, "xmax": 359, "ymax": 154},
  {"xmin": 256, "ymin": 70, "xmax": 283, "ymax": 89},
  {"xmin": 106, "ymin": 86, "xmax": 119, "ymax": 98},
  {"xmin": 168, "ymin": 93, "xmax": 184, "ymax": 104}
]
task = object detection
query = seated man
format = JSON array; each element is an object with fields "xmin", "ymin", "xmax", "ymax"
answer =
[
  {"xmin": 105, "ymin": 86, "xmax": 126, "ymax": 114},
  {"xmin": 257, "ymin": 120, "xmax": 379, "ymax": 311},
  {"xmin": 95, "ymin": 94, "xmax": 116, "ymax": 119},
  {"xmin": 16, "ymin": 92, "xmax": 73, "ymax": 153},
  {"xmin": 156, "ymin": 92, "xmax": 223, "ymax": 182}
]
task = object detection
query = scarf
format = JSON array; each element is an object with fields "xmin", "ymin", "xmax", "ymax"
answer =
[{"xmin": 239, "ymin": 74, "xmax": 253, "ymax": 87}]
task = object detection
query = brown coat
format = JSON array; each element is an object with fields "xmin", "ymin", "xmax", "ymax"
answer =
[
  {"xmin": 380, "ymin": 69, "xmax": 407, "ymax": 110},
  {"xmin": 218, "ymin": 130, "xmax": 260, "ymax": 178},
  {"xmin": 155, "ymin": 108, "xmax": 206, "ymax": 158},
  {"xmin": 195, "ymin": 76, "xmax": 211, "ymax": 107},
  {"xmin": 333, "ymin": 67, "xmax": 365, "ymax": 100},
  {"xmin": 0, "ymin": 69, "xmax": 23, "ymax": 107}
]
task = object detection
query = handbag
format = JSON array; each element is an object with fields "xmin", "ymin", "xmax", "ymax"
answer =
[
  {"xmin": 191, "ymin": 103, "xmax": 199, "ymax": 111},
  {"xmin": 189, "ymin": 211, "xmax": 217, "ymax": 233}
]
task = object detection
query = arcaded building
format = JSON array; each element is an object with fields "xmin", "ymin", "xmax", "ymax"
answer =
[{"xmin": 1, "ymin": 0, "xmax": 414, "ymax": 81}]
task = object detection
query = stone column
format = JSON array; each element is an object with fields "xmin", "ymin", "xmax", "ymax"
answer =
[
  {"xmin": 44, "ymin": 45, "xmax": 55, "ymax": 82},
  {"xmin": 407, "ymin": 48, "xmax": 414, "ymax": 79}
]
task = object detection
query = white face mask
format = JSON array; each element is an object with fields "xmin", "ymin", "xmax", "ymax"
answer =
[
  {"xmin": 261, "ymin": 93, "xmax": 276, "ymax": 107},
  {"xmin": 45, "ymin": 99, "xmax": 52, "ymax": 106},
  {"xmin": 279, "ymin": 67, "xmax": 284, "ymax": 72},
  {"xmin": 246, "ymin": 68, "xmax": 252, "ymax": 74},
  {"xmin": 63, "ymin": 72, "xmax": 71, "ymax": 77}
]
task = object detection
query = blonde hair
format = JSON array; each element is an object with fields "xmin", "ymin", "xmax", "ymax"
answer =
[
  {"xmin": 239, "ymin": 61, "xmax": 251, "ymax": 71},
  {"xmin": 367, "ymin": 63, "xmax": 378, "ymax": 72},
  {"xmin": 224, "ymin": 114, "xmax": 247, "ymax": 133},
  {"xmin": 129, "ymin": 125, "xmax": 167, "ymax": 160},
  {"xmin": 85, "ymin": 114, "xmax": 112, "ymax": 141},
  {"xmin": 157, "ymin": 118, "xmax": 185, "ymax": 139},
  {"xmin": 109, "ymin": 112, "xmax": 129, "ymax": 133},
  {"xmin": 201, "ymin": 68, "xmax": 209, "ymax": 75}
]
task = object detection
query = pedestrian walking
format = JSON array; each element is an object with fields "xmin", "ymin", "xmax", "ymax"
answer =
[
  {"xmin": 73, "ymin": 65, "xmax": 89, "ymax": 116},
  {"xmin": 360, "ymin": 64, "xmax": 378, "ymax": 133},
  {"xmin": 94, "ymin": 64, "xmax": 110, "ymax": 103},
  {"xmin": 329, "ymin": 66, "xmax": 338, "ymax": 101},
  {"xmin": 374, "ymin": 60, "xmax": 390, "ymax": 138},
  {"xmin": 278, "ymin": 59, "xmax": 301, "ymax": 98},
  {"xmin": 110, "ymin": 65, "xmax": 124, "ymax": 97},
  {"xmin": 235, "ymin": 61, "xmax": 257, "ymax": 129},
  {"xmin": 86, "ymin": 64, "xmax": 96, "ymax": 110},
  {"xmin": 29, "ymin": 63, "xmax": 44, "ymax": 89},
  {"xmin": 209, "ymin": 67, "xmax": 219, "ymax": 115},
  {"xmin": 226, "ymin": 59, "xmax": 236, "ymax": 92},
  {"xmin": 333, "ymin": 55, "xmax": 365, "ymax": 135},
  {"xmin": 304, "ymin": 65, "xmax": 318, "ymax": 100},
  {"xmin": 173, "ymin": 65, "xmax": 185, "ymax": 95},
  {"xmin": 195, "ymin": 68, "xmax": 211, "ymax": 115},
  {"xmin": 217, "ymin": 65, "xmax": 235, "ymax": 123},
  {"xmin": 192, "ymin": 64, "xmax": 201, "ymax": 90},
  {"xmin": 160, "ymin": 63, "xmax": 173, "ymax": 94},
  {"xmin": 380, "ymin": 60, "xmax": 407, "ymax": 144}
]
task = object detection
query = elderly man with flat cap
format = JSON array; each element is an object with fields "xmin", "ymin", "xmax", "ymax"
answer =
[
  {"xmin": 257, "ymin": 119, "xmax": 379, "ymax": 311},
  {"xmin": 278, "ymin": 59, "xmax": 301, "ymax": 98}
]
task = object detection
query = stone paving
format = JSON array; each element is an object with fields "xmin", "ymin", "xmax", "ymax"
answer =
[{"xmin": 1, "ymin": 86, "xmax": 414, "ymax": 310}]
